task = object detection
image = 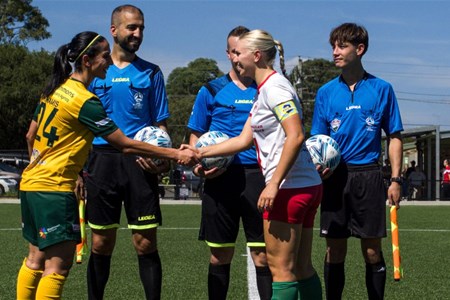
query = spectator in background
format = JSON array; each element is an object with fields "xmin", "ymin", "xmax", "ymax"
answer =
[
  {"xmin": 408, "ymin": 165, "xmax": 426, "ymax": 199},
  {"xmin": 405, "ymin": 160, "xmax": 416, "ymax": 179},
  {"xmin": 403, "ymin": 160, "xmax": 416, "ymax": 200},
  {"xmin": 381, "ymin": 159, "xmax": 392, "ymax": 193},
  {"xmin": 442, "ymin": 159, "xmax": 450, "ymax": 199}
]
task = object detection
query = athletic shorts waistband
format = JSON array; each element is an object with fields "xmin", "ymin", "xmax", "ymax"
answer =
[
  {"xmin": 92, "ymin": 144, "xmax": 121, "ymax": 153},
  {"xmin": 229, "ymin": 163, "xmax": 259, "ymax": 169},
  {"xmin": 346, "ymin": 163, "xmax": 380, "ymax": 172}
]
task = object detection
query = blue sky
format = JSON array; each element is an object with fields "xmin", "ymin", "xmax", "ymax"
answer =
[{"xmin": 29, "ymin": 0, "xmax": 450, "ymax": 130}]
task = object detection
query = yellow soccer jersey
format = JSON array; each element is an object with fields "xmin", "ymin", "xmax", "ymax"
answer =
[{"xmin": 20, "ymin": 78, "xmax": 118, "ymax": 192}]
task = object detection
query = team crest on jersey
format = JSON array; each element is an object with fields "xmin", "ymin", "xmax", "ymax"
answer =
[
  {"xmin": 330, "ymin": 118, "xmax": 341, "ymax": 132},
  {"xmin": 133, "ymin": 92, "xmax": 144, "ymax": 110},
  {"xmin": 365, "ymin": 116, "xmax": 375, "ymax": 132}
]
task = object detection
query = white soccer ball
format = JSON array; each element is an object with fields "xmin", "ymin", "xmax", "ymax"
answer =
[
  {"xmin": 305, "ymin": 134, "xmax": 341, "ymax": 171},
  {"xmin": 195, "ymin": 131, "xmax": 234, "ymax": 170},
  {"xmin": 133, "ymin": 126, "xmax": 172, "ymax": 165}
]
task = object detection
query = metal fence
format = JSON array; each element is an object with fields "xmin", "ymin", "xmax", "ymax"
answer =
[{"xmin": 398, "ymin": 179, "xmax": 450, "ymax": 201}]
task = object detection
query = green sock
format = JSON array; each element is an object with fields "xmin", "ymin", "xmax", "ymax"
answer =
[
  {"xmin": 298, "ymin": 273, "xmax": 323, "ymax": 300},
  {"xmin": 272, "ymin": 281, "xmax": 298, "ymax": 300}
]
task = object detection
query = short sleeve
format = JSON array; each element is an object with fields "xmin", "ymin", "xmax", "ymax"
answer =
[
  {"xmin": 78, "ymin": 97, "xmax": 118, "ymax": 137},
  {"xmin": 187, "ymin": 86, "xmax": 213, "ymax": 133}
]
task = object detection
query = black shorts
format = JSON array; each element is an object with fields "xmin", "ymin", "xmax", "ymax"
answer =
[
  {"xmin": 85, "ymin": 146, "xmax": 161, "ymax": 230},
  {"xmin": 199, "ymin": 164, "xmax": 265, "ymax": 248},
  {"xmin": 320, "ymin": 163, "xmax": 386, "ymax": 239}
]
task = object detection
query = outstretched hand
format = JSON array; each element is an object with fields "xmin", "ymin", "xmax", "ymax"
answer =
[
  {"xmin": 179, "ymin": 144, "xmax": 196, "ymax": 151},
  {"xmin": 177, "ymin": 148, "xmax": 200, "ymax": 167}
]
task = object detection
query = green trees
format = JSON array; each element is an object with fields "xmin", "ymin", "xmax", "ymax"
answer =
[
  {"xmin": 291, "ymin": 58, "xmax": 340, "ymax": 133},
  {"xmin": 165, "ymin": 58, "xmax": 223, "ymax": 147},
  {"xmin": 0, "ymin": 0, "xmax": 53, "ymax": 149},
  {"xmin": 0, "ymin": 44, "xmax": 53, "ymax": 149},
  {"xmin": 0, "ymin": 0, "xmax": 50, "ymax": 45}
]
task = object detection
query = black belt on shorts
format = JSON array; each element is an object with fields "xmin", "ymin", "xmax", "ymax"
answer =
[{"xmin": 346, "ymin": 163, "xmax": 380, "ymax": 172}]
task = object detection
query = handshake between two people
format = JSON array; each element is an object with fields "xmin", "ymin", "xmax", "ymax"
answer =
[
  {"xmin": 175, "ymin": 144, "xmax": 201, "ymax": 166},
  {"xmin": 178, "ymin": 144, "xmax": 226, "ymax": 179},
  {"xmin": 133, "ymin": 143, "xmax": 221, "ymax": 176},
  {"xmin": 134, "ymin": 143, "xmax": 202, "ymax": 175}
]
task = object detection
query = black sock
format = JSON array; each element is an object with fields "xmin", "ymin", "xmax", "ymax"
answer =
[
  {"xmin": 365, "ymin": 254, "xmax": 386, "ymax": 300},
  {"xmin": 208, "ymin": 263, "xmax": 231, "ymax": 300},
  {"xmin": 87, "ymin": 252, "xmax": 112, "ymax": 300},
  {"xmin": 138, "ymin": 251, "xmax": 162, "ymax": 300},
  {"xmin": 255, "ymin": 266, "xmax": 273, "ymax": 300},
  {"xmin": 298, "ymin": 272, "xmax": 323, "ymax": 300},
  {"xmin": 324, "ymin": 261, "xmax": 345, "ymax": 300}
]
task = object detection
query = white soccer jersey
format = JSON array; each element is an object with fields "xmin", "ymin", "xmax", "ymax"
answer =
[{"xmin": 250, "ymin": 72, "xmax": 321, "ymax": 188}]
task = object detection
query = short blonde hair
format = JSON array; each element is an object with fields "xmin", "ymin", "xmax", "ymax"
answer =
[{"xmin": 239, "ymin": 29, "xmax": 287, "ymax": 77}]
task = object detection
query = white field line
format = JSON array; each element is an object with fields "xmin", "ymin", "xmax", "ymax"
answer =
[
  {"xmin": 245, "ymin": 247, "xmax": 260, "ymax": 300},
  {"xmin": 118, "ymin": 228, "xmax": 450, "ymax": 233},
  {"xmin": 3, "ymin": 226, "xmax": 448, "ymax": 300}
]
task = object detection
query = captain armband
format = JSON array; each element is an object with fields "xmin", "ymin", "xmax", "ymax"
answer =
[{"xmin": 274, "ymin": 100, "xmax": 299, "ymax": 122}]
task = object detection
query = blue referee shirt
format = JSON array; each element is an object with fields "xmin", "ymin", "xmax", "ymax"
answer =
[
  {"xmin": 188, "ymin": 74, "xmax": 258, "ymax": 165},
  {"xmin": 311, "ymin": 73, "xmax": 403, "ymax": 165},
  {"xmin": 89, "ymin": 57, "xmax": 170, "ymax": 145}
]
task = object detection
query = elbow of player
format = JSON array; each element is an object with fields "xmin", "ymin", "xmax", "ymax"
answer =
[{"xmin": 288, "ymin": 134, "xmax": 305, "ymax": 148}]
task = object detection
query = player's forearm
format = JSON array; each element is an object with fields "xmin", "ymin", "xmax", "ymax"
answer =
[
  {"xmin": 189, "ymin": 132, "xmax": 201, "ymax": 147},
  {"xmin": 105, "ymin": 129, "xmax": 178, "ymax": 160},
  {"xmin": 25, "ymin": 120, "xmax": 38, "ymax": 158},
  {"xmin": 199, "ymin": 122, "xmax": 253, "ymax": 158},
  {"xmin": 199, "ymin": 136, "xmax": 245, "ymax": 158},
  {"xmin": 388, "ymin": 133, "xmax": 403, "ymax": 177}
]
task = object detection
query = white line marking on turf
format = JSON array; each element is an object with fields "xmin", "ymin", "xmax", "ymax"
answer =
[
  {"xmin": 2, "ymin": 227, "xmax": 450, "ymax": 232},
  {"xmin": 246, "ymin": 247, "xmax": 260, "ymax": 300}
]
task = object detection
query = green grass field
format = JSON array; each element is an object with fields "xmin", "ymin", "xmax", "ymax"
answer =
[{"xmin": 1, "ymin": 203, "xmax": 449, "ymax": 299}]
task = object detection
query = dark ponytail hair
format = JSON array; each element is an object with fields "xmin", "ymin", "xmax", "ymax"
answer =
[{"xmin": 42, "ymin": 31, "xmax": 106, "ymax": 97}]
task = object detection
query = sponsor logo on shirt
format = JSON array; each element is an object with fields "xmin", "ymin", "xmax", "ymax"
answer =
[
  {"xmin": 234, "ymin": 99, "xmax": 253, "ymax": 104},
  {"xmin": 251, "ymin": 124, "xmax": 264, "ymax": 133},
  {"xmin": 346, "ymin": 105, "xmax": 361, "ymax": 111},
  {"xmin": 95, "ymin": 117, "xmax": 112, "ymax": 127},
  {"xmin": 112, "ymin": 77, "xmax": 130, "ymax": 83}
]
